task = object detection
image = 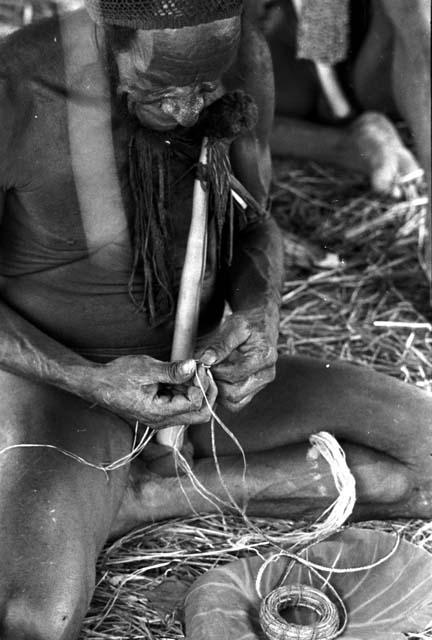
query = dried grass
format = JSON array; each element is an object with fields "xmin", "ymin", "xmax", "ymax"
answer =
[{"xmin": 78, "ymin": 516, "xmax": 432, "ymax": 639}]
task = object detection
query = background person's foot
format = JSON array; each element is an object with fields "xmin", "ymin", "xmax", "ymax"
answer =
[{"xmin": 348, "ymin": 111, "xmax": 421, "ymax": 199}]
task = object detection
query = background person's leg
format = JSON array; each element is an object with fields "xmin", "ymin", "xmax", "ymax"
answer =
[
  {"xmin": 0, "ymin": 369, "xmax": 133, "ymax": 640},
  {"xmin": 353, "ymin": 0, "xmax": 431, "ymax": 278},
  {"xmin": 260, "ymin": 0, "xmax": 421, "ymax": 197},
  {"xmin": 270, "ymin": 112, "xmax": 419, "ymax": 198}
]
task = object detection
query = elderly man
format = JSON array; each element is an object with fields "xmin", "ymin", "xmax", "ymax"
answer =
[{"xmin": 0, "ymin": 1, "xmax": 431, "ymax": 638}]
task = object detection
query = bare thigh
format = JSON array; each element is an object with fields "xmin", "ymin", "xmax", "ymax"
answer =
[
  {"xmin": 116, "ymin": 356, "xmax": 432, "ymax": 529},
  {"xmin": 352, "ymin": 0, "xmax": 395, "ymax": 112},
  {"xmin": 0, "ymin": 369, "xmax": 133, "ymax": 640},
  {"xmin": 190, "ymin": 355, "xmax": 432, "ymax": 475}
]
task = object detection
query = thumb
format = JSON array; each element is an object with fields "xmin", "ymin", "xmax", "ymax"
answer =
[
  {"xmin": 165, "ymin": 359, "xmax": 197, "ymax": 384},
  {"xmin": 198, "ymin": 315, "xmax": 251, "ymax": 366}
]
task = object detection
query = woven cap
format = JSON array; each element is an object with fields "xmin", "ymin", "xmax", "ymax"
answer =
[{"xmin": 84, "ymin": 0, "xmax": 243, "ymax": 30}]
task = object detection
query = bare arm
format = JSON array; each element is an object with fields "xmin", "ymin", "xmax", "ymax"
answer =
[
  {"xmin": 228, "ymin": 16, "xmax": 283, "ymax": 315},
  {"xmin": 0, "ymin": 77, "xmax": 101, "ymax": 403},
  {"xmin": 0, "ymin": 286, "xmax": 97, "ymax": 398}
]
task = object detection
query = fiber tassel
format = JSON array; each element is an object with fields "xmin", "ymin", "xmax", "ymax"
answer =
[
  {"xmin": 307, "ymin": 431, "xmax": 356, "ymax": 541},
  {"xmin": 128, "ymin": 129, "xmax": 174, "ymax": 321},
  {"xmin": 296, "ymin": 0, "xmax": 350, "ymax": 65}
]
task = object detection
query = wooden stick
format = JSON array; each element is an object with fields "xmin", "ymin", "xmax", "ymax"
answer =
[
  {"xmin": 291, "ymin": 0, "xmax": 353, "ymax": 120},
  {"xmin": 314, "ymin": 62, "xmax": 353, "ymax": 120},
  {"xmin": 156, "ymin": 137, "xmax": 210, "ymax": 449}
]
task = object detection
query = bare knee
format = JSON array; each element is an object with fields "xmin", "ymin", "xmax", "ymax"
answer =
[
  {"xmin": 0, "ymin": 588, "xmax": 89, "ymax": 640},
  {"xmin": 0, "ymin": 545, "xmax": 94, "ymax": 640},
  {"xmin": 346, "ymin": 444, "xmax": 413, "ymax": 504}
]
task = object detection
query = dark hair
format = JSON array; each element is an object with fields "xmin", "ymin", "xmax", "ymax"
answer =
[{"xmin": 103, "ymin": 24, "xmax": 137, "ymax": 53}]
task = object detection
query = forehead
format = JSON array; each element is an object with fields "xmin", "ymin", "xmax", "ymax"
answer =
[{"xmin": 135, "ymin": 17, "xmax": 241, "ymax": 86}]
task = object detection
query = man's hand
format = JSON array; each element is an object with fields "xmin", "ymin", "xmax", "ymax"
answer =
[
  {"xmin": 197, "ymin": 306, "xmax": 279, "ymax": 412},
  {"xmin": 89, "ymin": 356, "xmax": 217, "ymax": 429}
]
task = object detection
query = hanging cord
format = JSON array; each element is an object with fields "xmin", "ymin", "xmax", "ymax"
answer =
[{"xmin": 0, "ymin": 421, "xmax": 154, "ymax": 483}]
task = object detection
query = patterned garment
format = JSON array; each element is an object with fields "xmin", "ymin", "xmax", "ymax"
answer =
[
  {"xmin": 297, "ymin": 0, "xmax": 350, "ymax": 64},
  {"xmin": 84, "ymin": 0, "xmax": 242, "ymax": 29}
]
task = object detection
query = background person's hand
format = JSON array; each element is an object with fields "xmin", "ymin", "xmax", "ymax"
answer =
[
  {"xmin": 89, "ymin": 356, "xmax": 217, "ymax": 429},
  {"xmin": 196, "ymin": 306, "xmax": 279, "ymax": 412}
]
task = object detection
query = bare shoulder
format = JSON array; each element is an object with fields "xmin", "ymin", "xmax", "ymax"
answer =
[
  {"xmin": 226, "ymin": 11, "xmax": 273, "ymax": 91},
  {"xmin": 224, "ymin": 10, "xmax": 274, "ymax": 138},
  {"xmin": 0, "ymin": 9, "xmax": 94, "ymax": 85}
]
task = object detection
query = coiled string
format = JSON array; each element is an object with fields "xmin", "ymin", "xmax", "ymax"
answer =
[{"xmin": 260, "ymin": 585, "xmax": 340, "ymax": 640}]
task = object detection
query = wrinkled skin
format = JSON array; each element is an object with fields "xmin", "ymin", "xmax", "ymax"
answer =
[
  {"xmin": 110, "ymin": 18, "xmax": 240, "ymax": 130},
  {"xmin": 93, "ymin": 357, "xmax": 217, "ymax": 427},
  {"xmin": 197, "ymin": 306, "xmax": 279, "ymax": 411}
]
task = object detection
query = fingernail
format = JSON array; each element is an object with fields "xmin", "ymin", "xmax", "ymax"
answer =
[
  {"xmin": 201, "ymin": 349, "xmax": 217, "ymax": 365},
  {"xmin": 180, "ymin": 359, "xmax": 196, "ymax": 376}
]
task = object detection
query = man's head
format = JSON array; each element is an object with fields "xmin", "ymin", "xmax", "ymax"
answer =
[{"xmin": 84, "ymin": 0, "xmax": 243, "ymax": 130}]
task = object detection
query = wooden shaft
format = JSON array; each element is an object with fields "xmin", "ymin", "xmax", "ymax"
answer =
[
  {"xmin": 314, "ymin": 62, "xmax": 353, "ymax": 120},
  {"xmin": 291, "ymin": 0, "xmax": 353, "ymax": 120},
  {"xmin": 157, "ymin": 138, "xmax": 209, "ymax": 449}
]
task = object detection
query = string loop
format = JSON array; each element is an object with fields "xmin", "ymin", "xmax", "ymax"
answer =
[{"xmin": 260, "ymin": 585, "xmax": 340, "ymax": 640}]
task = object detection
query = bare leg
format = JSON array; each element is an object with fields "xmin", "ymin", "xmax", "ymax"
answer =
[
  {"xmin": 0, "ymin": 369, "xmax": 133, "ymax": 640},
  {"xmin": 386, "ymin": 0, "xmax": 431, "ymax": 277},
  {"xmin": 263, "ymin": 1, "xmax": 421, "ymax": 197},
  {"xmin": 271, "ymin": 113, "xmax": 419, "ymax": 197},
  {"xmin": 113, "ymin": 356, "xmax": 432, "ymax": 535},
  {"xmin": 353, "ymin": 0, "xmax": 431, "ymax": 277}
]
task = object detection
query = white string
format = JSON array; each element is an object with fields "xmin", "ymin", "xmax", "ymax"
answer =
[
  {"xmin": 0, "ymin": 421, "xmax": 153, "ymax": 482},
  {"xmin": 195, "ymin": 370, "xmax": 248, "ymax": 484},
  {"xmin": 255, "ymin": 533, "xmax": 401, "ymax": 598},
  {"xmin": 173, "ymin": 432, "xmax": 229, "ymax": 515}
]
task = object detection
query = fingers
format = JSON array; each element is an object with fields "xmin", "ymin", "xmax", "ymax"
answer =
[
  {"xmin": 197, "ymin": 316, "xmax": 251, "ymax": 366},
  {"xmin": 148, "ymin": 365, "xmax": 218, "ymax": 429},
  {"xmin": 144, "ymin": 358, "xmax": 214, "ymax": 392},
  {"xmin": 161, "ymin": 359, "xmax": 197, "ymax": 384},
  {"xmin": 216, "ymin": 365, "xmax": 276, "ymax": 412},
  {"xmin": 102, "ymin": 356, "xmax": 218, "ymax": 427},
  {"xmin": 212, "ymin": 345, "xmax": 277, "ymax": 381}
]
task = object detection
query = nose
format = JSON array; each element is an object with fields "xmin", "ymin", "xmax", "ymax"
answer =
[{"xmin": 161, "ymin": 94, "xmax": 205, "ymax": 127}]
